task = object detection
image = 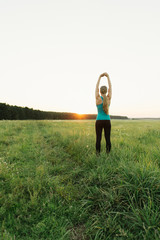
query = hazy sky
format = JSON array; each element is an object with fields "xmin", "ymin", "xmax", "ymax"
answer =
[{"xmin": 0, "ymin": 0, "xmax": 160, "ymax": 118}]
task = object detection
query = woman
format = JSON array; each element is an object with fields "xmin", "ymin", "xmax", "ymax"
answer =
[{"xmin": 95, "ymin": 72, "xmax": 112, "ymax": 154}]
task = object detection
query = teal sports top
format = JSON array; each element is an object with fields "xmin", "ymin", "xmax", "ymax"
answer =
[{"xmin": 96, "ymin": 96, "xmax": 110, "ymax": 120}]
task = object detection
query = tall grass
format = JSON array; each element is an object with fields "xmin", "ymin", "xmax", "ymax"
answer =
[{"xmin": 0, "ymin": 120, "xmax": 160, "ymax": 240}]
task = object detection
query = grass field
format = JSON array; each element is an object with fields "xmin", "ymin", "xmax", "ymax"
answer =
[{"xmin": 0, "ymin": 120, "xmax": 160, "ymax": 240}]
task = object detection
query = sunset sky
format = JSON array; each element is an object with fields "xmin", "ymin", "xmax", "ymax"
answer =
[{"xmin": 0, "ymin": 0, "xmax": 160, "ymax": 118}]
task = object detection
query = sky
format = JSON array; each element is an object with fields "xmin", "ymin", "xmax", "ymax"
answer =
[{"xmin": 0, "ymin": 0, "xmax": 160, "ymax": 118}]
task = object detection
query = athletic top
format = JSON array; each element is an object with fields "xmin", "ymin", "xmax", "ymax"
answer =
[{"xmin": 96, "ymin": 96, "xmax": 110, "ymax": 120}]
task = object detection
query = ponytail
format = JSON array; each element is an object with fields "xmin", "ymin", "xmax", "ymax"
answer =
[
  {"xmin": 103, "ymin": 95, "xmax": 109, "ymax": 115},
  {"xmin": 100, "ymin": 85, "xmax": 109, "ymax": 115}
]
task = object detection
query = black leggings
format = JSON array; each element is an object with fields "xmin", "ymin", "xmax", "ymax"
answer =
[{"xmin": 95, "ymin": 120, "xmax": 111, "ymax": 153}]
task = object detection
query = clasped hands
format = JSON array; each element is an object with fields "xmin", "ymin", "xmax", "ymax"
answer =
[{"xmin": 99, "ymin": 72, "xmax": 109, "ymax": 78}]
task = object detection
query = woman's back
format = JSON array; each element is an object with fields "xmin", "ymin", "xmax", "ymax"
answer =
[{"xmin": 96, "ymin": 96, "xmax": 110, "ymax": 120}]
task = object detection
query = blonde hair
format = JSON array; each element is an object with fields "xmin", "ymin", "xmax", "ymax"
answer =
[{"xmin": 100, "ymin": 86, "xmax": 109, "ymax": 115}]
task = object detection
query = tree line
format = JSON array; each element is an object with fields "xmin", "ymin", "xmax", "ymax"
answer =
[{"xmin": 0, "ymin": 103, "xmax": 128, "ymax": 120}]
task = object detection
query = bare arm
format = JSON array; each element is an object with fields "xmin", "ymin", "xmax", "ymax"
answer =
[{"xmin": 95, "ymin": 75, "xmax": 102, "ymax": 99}]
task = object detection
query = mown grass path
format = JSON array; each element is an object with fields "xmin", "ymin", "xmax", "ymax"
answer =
[{"xmin": 0, "ymin": 120, "xmax": 160, "ymax": 240}]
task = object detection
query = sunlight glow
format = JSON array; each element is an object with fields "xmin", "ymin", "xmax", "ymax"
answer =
[{"xmin": 0, "ymin": 1, "xmax": 160, "ymax": 118}]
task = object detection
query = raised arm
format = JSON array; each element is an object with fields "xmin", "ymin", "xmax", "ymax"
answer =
[
  {"xmin": 95, "ymin": 75, "xmax": 101, "ymax": 98},
  {"xmin": 95, "ymin": 75, "xmax": 102, "ymax": 99}
]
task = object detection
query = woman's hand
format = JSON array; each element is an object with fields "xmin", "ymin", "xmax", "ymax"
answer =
[
  {"xmin": 99, "ymin": 73, "xmax": 105, "ymax": 78},
  {"xmin": 100, "ymin": 72, "xmax": 109, "ymax": 78},
  {"xmin": 102, "ymin": 72, "xmax": 109, "ymax": 78}
]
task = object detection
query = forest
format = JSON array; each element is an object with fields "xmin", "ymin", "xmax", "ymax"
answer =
[{"xmin": 0, "ymin": 103, "xmax": 128, "ymax": 120}]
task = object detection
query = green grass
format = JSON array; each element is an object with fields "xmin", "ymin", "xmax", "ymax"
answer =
[{"xmin": 0, "ymin": 120, "xmax": 160, "ymax": 240}]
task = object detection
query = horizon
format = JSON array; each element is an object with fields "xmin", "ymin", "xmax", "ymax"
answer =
[
  {"xmin": 0, "ymin": 0, "xmax": 160, "ymax": 118},
  {"xmin": 1, "ymin": 101, "xmax": 160, "ymax": 119}
]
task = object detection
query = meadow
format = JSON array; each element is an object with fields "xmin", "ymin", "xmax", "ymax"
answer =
[{"xmin": 0, "ymin": 120, "xmax": 160, "ymax": 240}]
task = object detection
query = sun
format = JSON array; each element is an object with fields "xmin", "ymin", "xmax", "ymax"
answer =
[
  {"xmin": 76, "ymin": 112, "xmax": 85, "ymax": 119},
  {"xmin": 77, "ymin": 113, "xmax": 83, "ymax": 117}
]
